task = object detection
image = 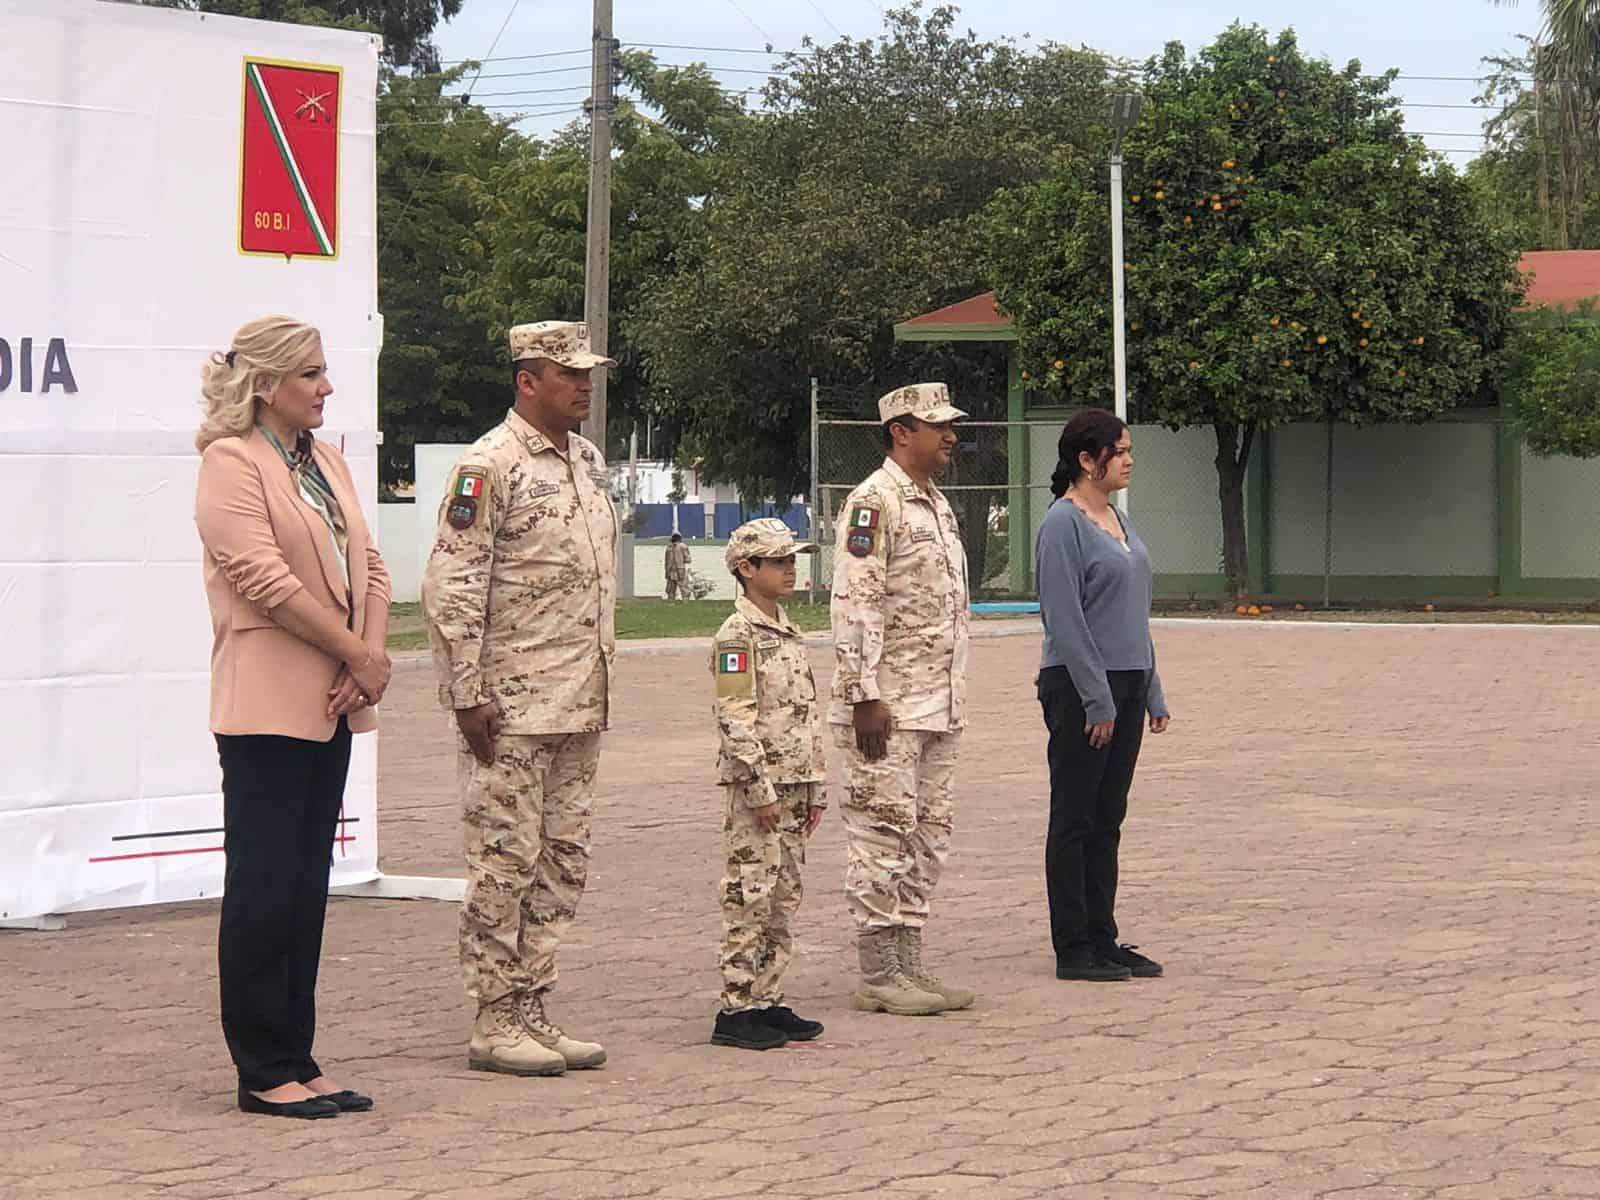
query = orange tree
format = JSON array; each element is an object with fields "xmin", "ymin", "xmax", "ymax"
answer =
[{"xmin": 986, "ymin": 24, "xmax": 1524, "ymax": 597}]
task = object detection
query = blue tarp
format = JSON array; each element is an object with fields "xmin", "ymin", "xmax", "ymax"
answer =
[
  {"xmin": 629, "ymin": 504, "xmax": 706, "ymax": 538},
  {"xmin": 712, "ymin": 503, "xmax": 811, "ymax": 539}
]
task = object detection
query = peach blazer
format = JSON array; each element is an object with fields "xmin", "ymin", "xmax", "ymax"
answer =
[{"xmin": 195, "ymin": 428, "xmax": 391, "ymax": 741}]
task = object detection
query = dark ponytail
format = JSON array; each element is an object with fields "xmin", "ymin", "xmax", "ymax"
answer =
[{"xmin": 1053, "ymin": 408, "xmax": 1128, "ymax": 498}]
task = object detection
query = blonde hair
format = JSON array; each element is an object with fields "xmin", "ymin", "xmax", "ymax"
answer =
[{"xmin": 196, "ymin": 315, "xmax": 323, "ymax": 452}]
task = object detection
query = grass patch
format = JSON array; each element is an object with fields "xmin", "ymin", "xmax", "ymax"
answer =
[{"xmin": 386, "ymin": 597, "xmax": 834, "ymax": 651}]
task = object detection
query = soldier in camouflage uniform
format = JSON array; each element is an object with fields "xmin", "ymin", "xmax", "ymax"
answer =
[
  {"xmin": 420, "ymin": 320, "xmax": 618, "ymax": 1077},
  {"xmin": 709, "ymin": 519, "xmax": 827, "ymax": 1051},
  {"xmin": 830, "ymin": 382, "xmax": 975, "ymax": 1017},
  {"xmin": 664, "ymin": 533, "xmax": 692, "ymax": 601}
]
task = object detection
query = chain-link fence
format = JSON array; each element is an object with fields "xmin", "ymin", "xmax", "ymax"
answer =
[{"xmin": 809, "ymin": 391, "xmax": 1057, "ymax": 600}]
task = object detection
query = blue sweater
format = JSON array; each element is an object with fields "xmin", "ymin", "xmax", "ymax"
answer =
[{"xmin": 1034, "ymin": 497, "xmax": 1168, "ymax": 723}]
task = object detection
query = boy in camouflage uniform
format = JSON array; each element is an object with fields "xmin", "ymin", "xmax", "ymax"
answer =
[{"xmin": 709, "ymin": 518, "xmax": 827, "ymax": 1051}]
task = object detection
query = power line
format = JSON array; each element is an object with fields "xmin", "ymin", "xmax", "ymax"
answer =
[
  {"xmin": 439, "ymin": 47, "xmax": 588, "ymax": 65},
  {"xmin": 381, "ymin": 0, "xmax": 524, "ymax": 254},
  {"xmin": 721, "ymin": 0, "xmax": 774, "ymax": 48}
]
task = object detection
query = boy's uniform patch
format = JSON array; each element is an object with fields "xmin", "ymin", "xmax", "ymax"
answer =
[{"xmin": 715, "ymin": 644, "xmax": 754, "ymax": 698}]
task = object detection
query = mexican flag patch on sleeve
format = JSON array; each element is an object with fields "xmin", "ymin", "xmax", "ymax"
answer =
[{"xmin": 718, "ymin": 650, "xmax": 748, "ymax": 674}]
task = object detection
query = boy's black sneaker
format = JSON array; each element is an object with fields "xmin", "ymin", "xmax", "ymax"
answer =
[
  {"xmin": 1054, "ymin": 946, "xmax": 1132, "ymax": 982},
  {"xmin": 757, "ymin": 1006, "xmax": 824, "ymax": 1041},
  {"xmin": 711, "ymin": 1009, "xmax": 788, "ymax": 1050},
  {"xmin": 1098, "ymin": 942, "xmax": 1163, "ymax": 978}
]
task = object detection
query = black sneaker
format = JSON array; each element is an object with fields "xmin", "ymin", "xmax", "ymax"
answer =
[
  {"xmin": 758, "ymin": 1006, "xmax": 824, "ymax": 1041},
  {"xmin": 711, "ymin": 1009, "xmax": 788, "ymax": 1050},
  {"xmin": 1098, "ymin": 942, "xmax": 1163, "ymax": 978},
  {"xmin": 1054, "ymin": 945, "xmax": 1132, "ymax": 982}
]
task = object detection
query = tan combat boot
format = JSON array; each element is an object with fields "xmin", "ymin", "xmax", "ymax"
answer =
[
  {"xmin": 520, "ymin": 991, "xmax": 607, "ymax": 1069},
  {"xmin": 468, "ymin": 995, "xmax": 568, "ymax": 1076},
  {"xmin": 851, "ymin": 927, "xmax": 946, "ymax": 1015},
  {"xmin": 899, "ymin": 926, "xmax": 976, "ymax": 1010}
]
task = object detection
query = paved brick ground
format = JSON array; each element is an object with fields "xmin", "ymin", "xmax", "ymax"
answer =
[{"xmin": 3, "ymin": 621, "xmax": 1598, "ymax": 1199}]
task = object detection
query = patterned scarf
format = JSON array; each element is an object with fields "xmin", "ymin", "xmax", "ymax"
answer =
[{"xmin": 257, "ymin": 423, "xmax": 349, "ymax": 568}]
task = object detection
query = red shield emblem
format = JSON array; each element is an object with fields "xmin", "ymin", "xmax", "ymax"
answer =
[{"xmin": 239, "ymin": 59, "xmax": 341, "ymax": 260}]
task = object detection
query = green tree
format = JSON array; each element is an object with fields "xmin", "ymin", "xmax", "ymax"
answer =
[
  {"xmin": 1470, "ymin": 41, "xmax": 1600, "ymax": 249},
  {"xmin": 987, "ymin": 24, "xmax": 1525, "ymax": 597},
  {"xmin": 1504, "ymin": 302, "xmax": 1600, "ymax": 454},
  {"xmin": 448, "ymin": 54, "xmax": 748, "ymax": 461},
  {"xmin": 133, "ymin": 0, "xmax": 463, "ymax": 69},
  {"xmin": 376, "ymin": 69, "xmax": 521, "ymax": 483},
  {"xmin": 632, "ymin": 3, "xmax": 1112, "ymax": 512}
]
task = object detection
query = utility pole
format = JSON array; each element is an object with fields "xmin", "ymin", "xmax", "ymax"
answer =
[{"xmin": 581, "ymin": 0, "xmax": 616, "ymax": 454}]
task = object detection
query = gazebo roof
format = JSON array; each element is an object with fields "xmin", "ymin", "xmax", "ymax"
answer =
[{"xmin": 893, "ymin": 251, "xmax": 1600, "ymax": 345}]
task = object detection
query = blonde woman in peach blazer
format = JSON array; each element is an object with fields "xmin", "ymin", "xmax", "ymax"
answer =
[{"xmin": 194, "ymin": 315, "xmax": 391, "ymax": 1120}]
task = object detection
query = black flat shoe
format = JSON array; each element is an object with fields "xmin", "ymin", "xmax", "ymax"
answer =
[
  {"xmin": 319, "ymin": 1089, "xmax": 375, "ymax": 1112},
  {"xmin": 237, "ymin": 1087, "xmax": 339, "ymax": 1119}
]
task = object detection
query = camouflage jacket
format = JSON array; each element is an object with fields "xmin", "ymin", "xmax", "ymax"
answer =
[
  {"xmin": 420, "ymin": 408, "xmax": 617, "ymax": 734},
  {"xmin": 710, "ymin": 594, "xmax": 826, "ymax": 806},
  {"xmin": 828, "ymin": 456, "xmax": 970, "ymax": 732},
  {"xmin": 664, "ymin": 541, "xmax": 692, "ymax": 579}
]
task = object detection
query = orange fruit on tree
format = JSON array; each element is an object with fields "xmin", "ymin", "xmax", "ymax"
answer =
[
  {"xmin": 1280, "ymin": 358, "xmax": 1292, "ymax": 368},
  {"xmin": 1359, "ymin": 337, "xmax": 1369, "ymax": 348},
  {"xmin": 1415, "ymin": 335, "xmax": 1425, "ymax": 346},
  {"xmin": 1267, "ymin": 54, "xmax": 1277, "ymax": 64},
  {"xmin": 1269, "ymin": 315, "xmax": 1280, "ymax": 327},
  {"xmin": 1212, "ymin": 202, "xmax": 1223, "ymax": 212},
  {"xmin": 1316, "ymin": 334, "xmax": 1327, "ymax": 345},
  {"xmin": 1397, "ymin": 367, "xmax": 1406, "ymax": 378},
  {"xmin": 1020, "ymin": 369, "xmax": 1030, "ymax": 381},
  {"xmin": 1183, "ymin": 215, "xmax": 1193, "ymax": 226},
  {"xmin": 1130, "ymin": 194, "xmax": 1141, "ymax": 203},
  {"xmin": 1277, "ymin": 89, "xmax": 1287, "ymax": 99},
  {"xmin": 1351, "ymin": 309, "xmax": 1361, "ymax": 319},
  {"xmin": 1154, "ymin": 190, "xmax": 1165, "ymax": 201},
  {"xmin": 1053, "ymin": 358, "xmax": 1065, "ymax": 370},
  {"xmin": 1222, "ymin": 158, "xmax": 1235, "ymax": 169},
  {"xmin": 1361, "ymin": 319, "xmax": 1371, "ymax": 329},
  {"xmin": 1189, "ymin": 360, "xmax": 1200, "ymax": 370}
]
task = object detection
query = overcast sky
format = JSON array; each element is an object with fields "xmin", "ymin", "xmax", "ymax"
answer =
[{"xmin": 428, "ymin": 0, "xmax": 1544, "ymax": 161}]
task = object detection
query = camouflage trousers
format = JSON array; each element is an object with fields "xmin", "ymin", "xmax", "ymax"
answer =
[
  {"xmin": 460, "ymin": 731, "xmax": 601, "ymax": 1003},
  {"xmin": 665, "ymin": 576, "xmax": 685, "ymax": 601},
  {"xmin": 832, "ymin": 725, "xmax": 961, "ymax": 933},
  {"xmin": 719, "ymin": 781, "xmax": 817, "ymax": 1013}
]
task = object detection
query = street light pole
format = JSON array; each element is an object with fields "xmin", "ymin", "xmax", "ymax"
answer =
[{"xmin": 1107, "ymin": 91, "xmax": 1141, "ymax": 514}]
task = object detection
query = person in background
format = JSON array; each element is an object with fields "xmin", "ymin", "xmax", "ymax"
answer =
[
  {"xmin": 1034, "ymin": 408, "xmax": 1171, "ymax": 984},
  {"xmin": 665, "ymin": 532, "xmax": 692, "ymax": 601},
  {"xmin": 194, "ymin": 314, "xmax": 392, "ymax": 1119}
]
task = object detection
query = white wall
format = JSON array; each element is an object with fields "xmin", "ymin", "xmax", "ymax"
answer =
[{"xmin": 377, "ymin": 503, "xmax": 418, "ymax": 605}]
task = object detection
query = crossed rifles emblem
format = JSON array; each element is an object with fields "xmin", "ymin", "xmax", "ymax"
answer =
[{"xmin": 294, "ymin": 88, "xmax": 332, "ymax": 122}]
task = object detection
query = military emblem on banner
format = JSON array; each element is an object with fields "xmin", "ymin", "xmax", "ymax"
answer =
[{"xmin": 239, "ymin": 58, "xmax": 341, "ymax": 260}]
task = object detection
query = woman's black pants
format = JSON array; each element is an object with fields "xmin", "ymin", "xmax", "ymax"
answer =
[
  {"xmin": 215, "ymin": 719, "xmax": 351, "ymax": 1093},
  {"xmin": 1037, "ymin": 668, "xmax": 1149, "ymax": 961}
]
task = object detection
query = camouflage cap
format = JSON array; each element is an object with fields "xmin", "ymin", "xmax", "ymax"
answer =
[
  {"xmin": 878, "ymin": 382, "xmax": 967, "ymax": 425},
  {"xmin": 509, "ymin": 320, "xmax": 617, "ymax": 369},
  {"xmin": 725, "ymin": 517, "xmax": 819, "ymax": 571}
]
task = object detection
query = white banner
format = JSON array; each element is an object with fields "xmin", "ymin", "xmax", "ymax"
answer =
[{"xmin": 0, "ymin": 0, "xmax": 383, "ymax": 919}]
